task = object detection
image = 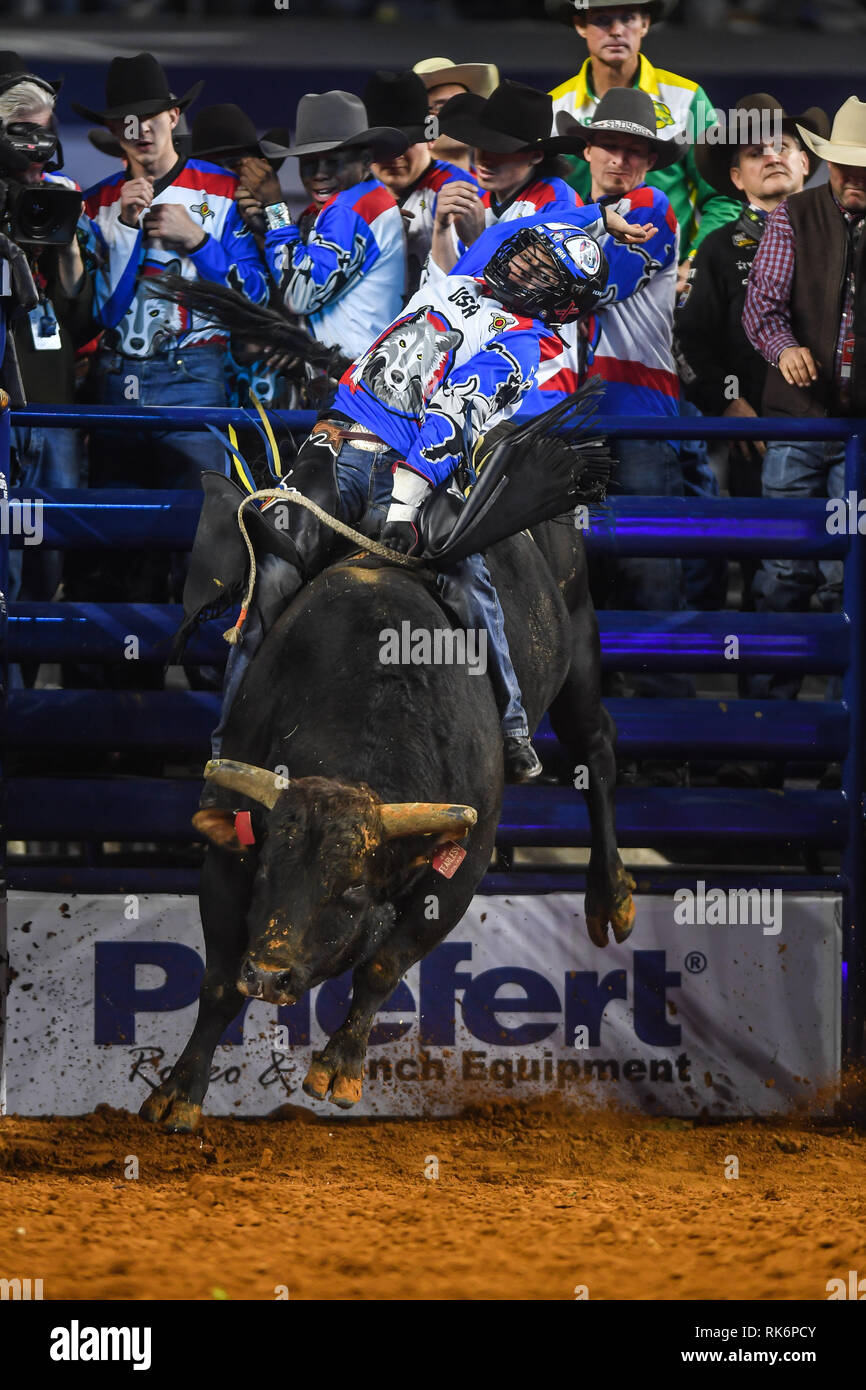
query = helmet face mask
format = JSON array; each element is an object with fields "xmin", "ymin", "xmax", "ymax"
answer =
[{"xmin": 483, "ymin": 223, "xmax": 609, "ymax": 325}]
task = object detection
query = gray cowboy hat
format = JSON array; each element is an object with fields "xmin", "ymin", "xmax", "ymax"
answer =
[
  {"xmin": 696, "ymin": 93, "xmax": 830, "ymax": 199},
  {"xmin": 258, "ymin": 91, "xmax": 408, "ymax": 161},
  {"xmin": 545, "ymin": 0, "xmax": 678, "ymax": 25},
  {"xmin": 550, "ymin": 88, "xmax": 687, "ymax": 169}
]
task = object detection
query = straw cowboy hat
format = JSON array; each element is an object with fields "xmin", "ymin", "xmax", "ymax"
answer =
[
  {"xmin": 551, "ymin": 88, "xmax": 687, "ymax": 169},
  {"xmin": 71, "ymin": 52, "xmax": 203, "ymax": 125},
  {"xmin": 696, "ymin": 94, "xmax": 830, "ymax": 200},
  {"xmin": 545, "ymin": 0, "xmax": 678, "ymax": 25},
  {"xmin": 260, "ymin": 91, "xmax": 407, "ymax": 160},
  {"xmin": 412, "ymin": 57, "xmax": 499, "ymax": 100},
  {"xmin": 797, "ymin": 95, "xmax": 866, "ymax": 169}
]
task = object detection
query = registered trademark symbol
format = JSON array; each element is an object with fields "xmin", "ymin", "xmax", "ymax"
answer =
[{"xmin": 685, "ymin": 951, "xmax": 707, "ymax": 974}]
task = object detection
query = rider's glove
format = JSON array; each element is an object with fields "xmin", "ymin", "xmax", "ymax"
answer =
[{"xmin": 382, "ymin": 464, "xmax": 431, "ymax": 556}]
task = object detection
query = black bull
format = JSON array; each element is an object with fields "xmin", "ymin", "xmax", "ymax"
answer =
[{"xmin": 140, "ymin": 521, "xmax": 635, "ymax": 1131}]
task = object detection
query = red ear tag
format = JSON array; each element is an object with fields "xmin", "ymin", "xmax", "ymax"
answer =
[
  {"xmin": 234, "ymin": 811, "xmax": 255, "ymax": 846},
  {"xmin": 432, "ymin": 840, "xmax": 466, "ymax": 878}
]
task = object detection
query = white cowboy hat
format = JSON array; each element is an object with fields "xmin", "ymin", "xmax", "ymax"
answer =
[
  {"xmin": 412, "ymin": 57, "xmax": 499, "ymax": 99},
  {"xmin": 797, "ymin": 95, "xmax": 866, "ymax": 168}
]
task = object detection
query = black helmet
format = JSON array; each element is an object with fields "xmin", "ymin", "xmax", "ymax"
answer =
[{"xmin": 483, "ymin": 221, "xmax": 609, "ymax": 325}]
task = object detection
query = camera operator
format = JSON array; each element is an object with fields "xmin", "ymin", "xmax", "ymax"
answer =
[{"xmin": 0, "ymin": 53, "xmax": 97, "ymax": 669}]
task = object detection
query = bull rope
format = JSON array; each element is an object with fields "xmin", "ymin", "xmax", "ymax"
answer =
[{"xmin": 224, "ymin": 488, "xmax": 421, "ymax": 645}]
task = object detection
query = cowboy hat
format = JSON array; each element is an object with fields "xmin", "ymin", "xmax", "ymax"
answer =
[
  {"xmin": 412, "ymin": 57, "xmax": 499, "ymax": 100},
  {"xmin": 438, "ymin": 80, "xmax": 557, "ymax": 154},
  {"xmin": 71, "ymin": 52, "xmax": 203, "ymax": 126},
  {"xmin": 797, "ymin": 95, "xmax": 866, "ymax": 170},
  {"xmin": 191, "ymin": 104, "xmax": 287, "ymax": 171},
  {"xmin": 0, "ymin": 50, "xmax": 63, "ymax": 99},
  {"xmin": 258, "ymin": 91, "xmax": 408, "ymax": 160},
  {"xmin": 545, "ymin": 0, "xmax": 678, "ymax": 26},
  {"xmin": 550, "ymin": 88, "xmax": 687, "ymax": 169},
  {"xmin": 363, "ymin": 70, "xmax": 432, "ymax": 145},
  {"xmin": 696, "ymin": 94, "xmax": 830, "ymax": 199}
]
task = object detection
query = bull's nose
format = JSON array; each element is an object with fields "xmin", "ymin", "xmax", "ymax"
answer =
[{"xmin": 238, "ymin": 956, "xmax": 305, "ymax": 1003}]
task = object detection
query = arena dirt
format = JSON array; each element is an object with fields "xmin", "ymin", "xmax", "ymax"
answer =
[{"xmin": 1, "ymin": 1099, "xmax": 864, "ymax": 1301}]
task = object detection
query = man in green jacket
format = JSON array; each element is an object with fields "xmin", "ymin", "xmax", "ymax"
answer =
[{"xmin": 546, "ymin": 0, "xmax": 741, "ymax": 290}]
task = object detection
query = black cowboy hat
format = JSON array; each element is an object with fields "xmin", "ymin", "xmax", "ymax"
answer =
[
  {"xmin": 438, "ymin": 80, "xmax": 556, "ymax": 154},
  {"xmin": 363, "ymin": 70, "xmax": 431, "ymax": 145},
  {"xmin": 191, "ymin": 104, "xmax": 287, "ymax": 171},
  {"xmin": 71, "ymin": 52, "xmax": 203, "ymax": 126},
  {"xmin": 545, "ymin": 0, "xmax": 678, "ymax": 25},
  {"xmin": 550, "ymin": 88, "xmax": 687, "ymax": 170},
  {"xmin": 696, "ymin": 94, "xmax": 830, "ymax": 200},
  {"xmin": 0, "ymin": 50, "xmax": 63, "ymax": 99},
  {"xmin": 259, "ymin": 91, "xmax": 407, "ymax": 161}
]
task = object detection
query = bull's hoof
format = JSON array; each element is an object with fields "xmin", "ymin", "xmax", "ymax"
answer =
[
  {"xmin": 585, "ymin": 873, "xmax": 637, "ymax": 948},
  {"xmin": 331, "ymin": 1075, "xmax": 363, "ymax": 1109},
  {"xmin": 302, "ymin": 1059, "xmax": 333, "ymax": 1101},
  {"xmin": 163, "ymin": 1100, "xmax": 202, "ymax": 1134},
  {"xmin": 139, "ymin": 1086, "xmax": 202, "ymax": 1133}
]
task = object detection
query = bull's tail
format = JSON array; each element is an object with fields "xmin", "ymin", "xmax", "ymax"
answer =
[{"xmin": 421, "ymin": 377, "xmax": 611, "ymax": 566}]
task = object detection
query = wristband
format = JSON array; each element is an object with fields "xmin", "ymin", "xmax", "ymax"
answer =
[
  {"xmin": 391, "ymin": 463, "xmax": 431, "ymax": 508},
  {"xmin": 264, "ymin": 202, "xmax": 293, "ymax": 232}
]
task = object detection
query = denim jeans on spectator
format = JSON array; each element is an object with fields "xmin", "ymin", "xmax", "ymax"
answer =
[
  {"xmin": 8, "ymin": 424, "xmax": 82, "ymax": 604},
  {"xmin": 610, "ymin": 437, "xmax": 694, "ymax": 699},
  {"xmin": 89, "ymin": 345, "xmax": 227, "ymax": 489},
  {"xmin": 749, "ymin": 439, "xmax": 845, "ymax": 701},
  {"xmin": 677, "ymin": 397, "xmax": 728, "ymax": 611}
]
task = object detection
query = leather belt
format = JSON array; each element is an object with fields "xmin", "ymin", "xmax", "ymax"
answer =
[{"xmin": 317, "ymin": 418, "xmax": 390, "ymax": 454}]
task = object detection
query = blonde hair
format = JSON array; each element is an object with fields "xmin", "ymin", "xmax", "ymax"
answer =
[{"xmin": 0, "ymin": 81, "xmax": 55, "ymax": 125}]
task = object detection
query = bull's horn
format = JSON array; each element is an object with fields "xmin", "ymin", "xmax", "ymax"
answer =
[
  {"xmin": 203, "ymin": 758, "xmax": 285, "ymax": 810},
  {"xmin": 379, "ymin": 802, "xmax": 477, "ymax": 839}
]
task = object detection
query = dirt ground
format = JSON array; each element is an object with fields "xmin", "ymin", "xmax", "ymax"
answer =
[{"xmin": 0, "ymin": 1100, "xmax": 864, "ymax": 1302}]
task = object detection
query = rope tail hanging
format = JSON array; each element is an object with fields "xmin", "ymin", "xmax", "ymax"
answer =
[{"xmin": 223, "ymin": 489, "xmax": 422, "ymax": 646}]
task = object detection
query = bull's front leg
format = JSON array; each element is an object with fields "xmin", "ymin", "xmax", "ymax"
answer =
[
  {"xmin": 303, "ymin": 874, "xmax": 482, "ymax": 1109},
  {"xmin": 139, "ymin": 847, "xmax": 253, "ymax": 1132}
]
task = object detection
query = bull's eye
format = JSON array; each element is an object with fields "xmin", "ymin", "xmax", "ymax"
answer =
[{"xmin": 341, "ymin": 884, "xmax": 367, "ymax": 910}]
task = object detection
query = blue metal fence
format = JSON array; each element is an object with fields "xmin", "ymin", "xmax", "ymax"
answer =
[{"xmin": 2, "ymin": 403, "xmax": 864, "ymax": 1056}]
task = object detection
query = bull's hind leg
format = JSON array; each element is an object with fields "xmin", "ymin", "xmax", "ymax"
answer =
[
  {"xmin": 549, "ymin": 605, "xmax": 635, "ymax": 949},
  {"xmin": 139, "ymin": 848, "xmax": 252, "ymax": 1132}
]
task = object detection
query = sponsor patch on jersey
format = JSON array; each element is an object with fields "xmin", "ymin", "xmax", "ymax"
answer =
[
  {"xmin": 488, "ymin": 310, "xmax": 518, "ymax": 334},
  {"xmin": 565, "ymin": 233, "xmax": 602, "ymax": 276}
]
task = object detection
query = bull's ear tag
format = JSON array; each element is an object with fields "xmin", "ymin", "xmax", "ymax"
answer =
[
  {"xmin": 234, "ymin": 810, "xmax": 256, "ymax": 846},
  {"xmin": 432, "ymin": 841, "xmax": 466, "ymax": 878}
]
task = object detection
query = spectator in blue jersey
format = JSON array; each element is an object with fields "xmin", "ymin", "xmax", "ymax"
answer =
[
  {"xmin": 363, "ymin": 69, "xmax": 478, "ymax": 297},
  {"xmin": 75, "ymin": 53, "xmax": 269, "ymax": 492},
  {"xmin": 427, "ymin": 80, "xmax": 584, "ymax": 280},
  {"xmin": 240, "ymin": 91, "xmax": 408, "ymax": 362},
  {"xmin": 198, "ymin": 203, "xmax": 655, "ymax": 791}
]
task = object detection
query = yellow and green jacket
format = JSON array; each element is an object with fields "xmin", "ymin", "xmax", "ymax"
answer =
[{"xmin": 550, "ymin": 53, "xmax": 741, "ymax": 259}]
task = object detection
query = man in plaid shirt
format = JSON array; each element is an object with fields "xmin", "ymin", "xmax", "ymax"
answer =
[{"xmin": 744, "ymin": 96, "xmax": 866, "ymax": 703}]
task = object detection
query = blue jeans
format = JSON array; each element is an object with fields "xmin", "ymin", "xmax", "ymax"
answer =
[
  {"xmin": 8, "ymin": 424, "xmax": 83, "ymax": 604},
  {"xmin": 211, "ymin": 438, "xmax": 527, "ymax": 758},
  {"xmin": 90, "ymin": 345, "xmax": 228, "ymax": 488},
  {"xmin": 611, "ymin": 437, "xmax": 694, "ymax": 699},
  {"xmin": 677, "ymin": 397, "xmax": 728, "ymax": 611},
  {"xmin": 749, "ymin": 439, "xmax": 845, "ymax": 701}
]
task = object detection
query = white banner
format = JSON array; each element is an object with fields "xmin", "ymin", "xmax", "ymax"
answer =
[{"xmin": 3, "ymin": 890, "xmax": 841, "ymax": 1118}]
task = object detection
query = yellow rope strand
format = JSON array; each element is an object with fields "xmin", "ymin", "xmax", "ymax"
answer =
[{"xmin": 223, "ymin": 488, "xmax": 421, "ymax": 645}]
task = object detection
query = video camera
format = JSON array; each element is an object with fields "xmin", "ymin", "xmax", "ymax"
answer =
[{"xmin": 0, "ymin": 121, "xmax": 82, "ymax": 246}]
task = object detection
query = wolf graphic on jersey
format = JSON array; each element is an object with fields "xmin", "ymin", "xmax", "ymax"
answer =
[
  {"xmin": 113, "ymin": 255, "xmax": 185, "ymax": 357},
  {"xmin": 351, "ymin": 307, "xmax": 463, "ymax": 417},
  {"xmin": 419, "ymin": 339, "xmax": 531, "ymax": 473}
]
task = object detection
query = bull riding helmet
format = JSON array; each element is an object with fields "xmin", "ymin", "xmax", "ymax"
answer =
[{"xmin": 483, "ymin": 222, "xmax": 609, "ymax": 326}]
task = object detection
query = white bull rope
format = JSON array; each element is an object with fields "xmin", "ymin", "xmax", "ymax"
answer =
[{"xmin": 225, "ymin": 488, "xmax": 421, "ymax": 645}]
